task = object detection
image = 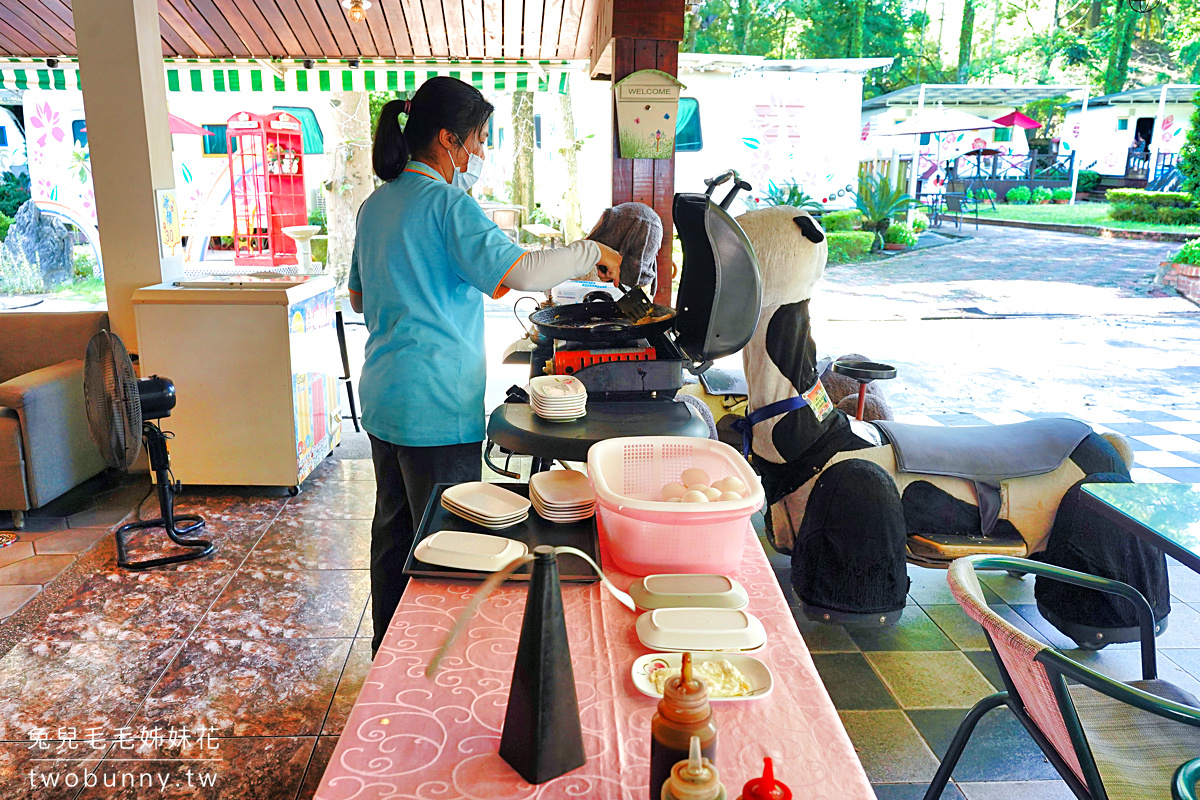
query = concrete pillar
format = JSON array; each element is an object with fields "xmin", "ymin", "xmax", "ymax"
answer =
[{"xmin": 74, "ymin": 0, "xmax": 181, "ymax": 345}]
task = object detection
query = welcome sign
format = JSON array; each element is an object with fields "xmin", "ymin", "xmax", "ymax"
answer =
[{"xmin": 614, "ymin": 69, "xmax": 685, "ymax": 159}]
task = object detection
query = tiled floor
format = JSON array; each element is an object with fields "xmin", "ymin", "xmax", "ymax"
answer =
[{"xmin": 0, "ymin": 408, "xmax": 1197, "ymax": 798}]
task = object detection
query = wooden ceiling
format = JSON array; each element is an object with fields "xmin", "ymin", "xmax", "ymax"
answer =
[{"xmin": 0, "ymin": 0, "xmax": 598, "ymax": 61}]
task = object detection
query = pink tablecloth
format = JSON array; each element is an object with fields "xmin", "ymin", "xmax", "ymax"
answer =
[{"xmin": 315, "ymin": 528, "xmax": 874, "ymax": 800}]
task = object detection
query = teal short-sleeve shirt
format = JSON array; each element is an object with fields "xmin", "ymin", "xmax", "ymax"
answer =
[{"xmin": 348, "ymin": 160, "xmax": 527, "ymax": 447}]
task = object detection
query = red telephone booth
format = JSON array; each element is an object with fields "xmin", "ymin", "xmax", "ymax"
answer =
[{"xmin": 226, "ymin": 111, "xmax": 308, "ymax": 267}]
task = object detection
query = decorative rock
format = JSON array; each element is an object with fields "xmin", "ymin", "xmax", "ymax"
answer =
[{"xmin": 0, "ymin": 201, "xmax": 73, "ymax": 290}]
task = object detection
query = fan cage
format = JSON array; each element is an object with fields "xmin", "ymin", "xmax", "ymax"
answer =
[{"xmin": 84, "ymin": 331, "xmax": 143, "ymax": 471}]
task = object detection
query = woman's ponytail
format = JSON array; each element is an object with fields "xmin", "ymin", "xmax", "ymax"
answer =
[{"xmin": 372, "ymin": 99, "xmax": 411, "ymax": 182}]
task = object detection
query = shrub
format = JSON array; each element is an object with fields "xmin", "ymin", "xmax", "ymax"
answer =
[
  {"xmin": 1006, "ymin": 186, "xmax": 1031, "ymax": 204},
  {"xmin": 1077, "ymin": 170, "xmax": 1101, "ymax": 193},
  {"xmin": 1105, "ymin": 189, "xmax": 1193, "ymax": 208},
  {"xmin": 1051, "ymin": 187, "xmax": 1073, "ymax": 201},
  {"xmin": 853, "ymin": 173, "xmax": 917, "ymax": 249},
  {"xmin": 72, "ymin": 251, "xmax": 97, "ymax": 281},
  {"xmin": 826, "ymin": 231, "xmax": 875, "ymax": 264},
  {"xmin": 1155, "ymin": 206, "xmax": 1200, "ymax": 226},
  {"xmin": 0, "ymin": 212, "xmax": 11, "ymax": 242},
  {"xmin": 0, "ymin": 172, "xmax": 30, "ymax": 219},
  {"xmin": 1179, "ymin": 92, "xmax": 1200, "ymax": 200},
  {"xmin": 883, "ymin": 223, "xmax": 917, "ymax": 246},
  {"xmin": 763, "ymin": 181, "xmax": 825, "ymax": 212},
  {"xmin": 1031, "ymin": 186, "xmax": 1052, "ymax": 204},
  {"xmin": 1171, "ymin": 239, "xmax": 1200, "ymax": 265},
  {"xmin": 911, "ymin": 209, "xmax": 930, "ymax": 233},
  {"xmin": 1110, "ymin": 203, "xmax": 1200, "ymax": 225},
  {"xmin": 967, "ymin": 187, "xmax": 996, "ymax": 201},
  {"xmin": 820, "ymin": 209, "xmax": 862, "ymax": 232}
]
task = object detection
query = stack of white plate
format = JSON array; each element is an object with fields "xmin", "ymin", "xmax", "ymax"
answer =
[
  {"xmin": 530, "ymin": 470, "xmax": 596, "ymax": 523},
  {"xmin": 441, "ymin": 482, "xmax": 530, "ymax": 529},
  {"xmin": 529, "ymin": 375, "xmax": 587, "ymax": 422}
]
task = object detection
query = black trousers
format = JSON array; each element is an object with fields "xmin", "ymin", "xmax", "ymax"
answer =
[{"xmin": 368, "ymin": 435, "xmax": 482, "ymax": 654}]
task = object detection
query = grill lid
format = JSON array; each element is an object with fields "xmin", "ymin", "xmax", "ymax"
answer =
[{"xmin": 672, "ymin": 192, "xmax": 762, "ymax": 371}]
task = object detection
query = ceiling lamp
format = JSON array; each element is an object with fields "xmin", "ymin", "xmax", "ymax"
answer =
[{"xmin": 342, "ymin": 0, "xmax": 371, "ymax": 22}]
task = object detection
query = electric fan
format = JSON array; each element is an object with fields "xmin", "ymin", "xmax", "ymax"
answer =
[{"xmin": 83, "ymin": 330, "xmax": 214, "ymax": 570}]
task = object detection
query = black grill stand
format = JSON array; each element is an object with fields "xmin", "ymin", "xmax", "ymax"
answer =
[{"xmin": 115, "ymin": 425, "xmax": 213, "ymax": 570}]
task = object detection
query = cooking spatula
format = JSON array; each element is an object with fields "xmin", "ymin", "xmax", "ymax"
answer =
[{"xmin": 614, "ymin": 284, "xmax": 654, "ymax": 323}]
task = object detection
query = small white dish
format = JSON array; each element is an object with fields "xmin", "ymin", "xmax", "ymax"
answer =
[
  {"xmin": 530, "ymin": 471, "xmax": 595, "ymax": 506},
  {"xmin": 442, "ymin": 482, "xmax": 531, "ymax": 518},
  {"xmin": 630, "ymin": 652, "xmax": 773, "ymax": 702},
  {"xmin": 635, "ymin": 607, "xmax": 767, "ymax": 652},
  {"xmin": 629, "ymin": 574, "xmax": 749, "ymax": 611},
  {"xmin": 440, "ymin": 501, "xmax": 529, "ymax": 530},
  {"xmin": 413, "ymin": 530, "xmax": 529, "ymax": 572},
  {"xmin": 529, "ymin": 375, "xmax": 587, "ymax": 399}
]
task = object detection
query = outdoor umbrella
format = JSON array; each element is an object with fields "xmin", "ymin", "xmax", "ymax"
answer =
[
  {"xmin": 81, "ymin": 114, "xmax": 210, "ymax": 135},
  {"xmin": 991, "ymin": 110, "xmax": 1041, "ymax": 130}
]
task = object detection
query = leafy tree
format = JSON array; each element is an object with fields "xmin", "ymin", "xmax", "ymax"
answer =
[
  {"xmin": 0, "ymin": 171, "xmax": 30, "ymax": 219},
  {"xmin": 1178, "ymin": 92, "xmax": 1200, "ymax": 200}
]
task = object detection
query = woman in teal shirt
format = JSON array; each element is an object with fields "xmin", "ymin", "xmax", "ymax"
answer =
[{"xmin": 349, "ymin": 77, "xmax": 620, "ymax": 653}]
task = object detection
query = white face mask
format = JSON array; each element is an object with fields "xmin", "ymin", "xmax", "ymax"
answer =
[{"xmin": 446, "ymin": 144, "xmax": 484, "ymax": 191}]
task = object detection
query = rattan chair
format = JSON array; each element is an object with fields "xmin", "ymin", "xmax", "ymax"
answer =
[{"xmin": 925, "ymin": 555, "xmax": 1200, "ymax": 800}]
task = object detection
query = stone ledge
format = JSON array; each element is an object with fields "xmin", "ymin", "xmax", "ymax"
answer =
[{"xmin": 973, "ymin": 215, "xmax": 1199, "ymax": 243}]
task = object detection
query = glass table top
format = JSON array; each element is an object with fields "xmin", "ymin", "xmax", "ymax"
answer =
[{"xmin": 1082, "ymin": 483, "xmax": 1200, "ymax": 557}]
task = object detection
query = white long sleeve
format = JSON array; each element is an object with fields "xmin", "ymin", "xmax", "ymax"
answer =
[{"xmin": 501, "ymin": 240, "xmax": 601, "ymax": 292}]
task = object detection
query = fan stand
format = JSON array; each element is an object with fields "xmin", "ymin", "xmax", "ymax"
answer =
[{"xmin": 115, "ymin": 424, "xmax": 214, "ymax": 570}]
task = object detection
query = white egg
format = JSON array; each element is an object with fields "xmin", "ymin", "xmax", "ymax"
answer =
[
  {"xmin": 687, "ymin": 483, "xmax": 710, "ymax": 493},
  {"xmin": 714, "ymin": 476, "xmax": 747, "ymax": 495},
  {"xmin": 681, "ymin": 490, "xmax": 709, "ymax": 503},
  {"xmin": 661, "ymin": 482, "xmax": 687, "ymax": 500},
  {"xmin": 719, "ymin": 491, "xmax": 743, "ymax": 502},
  {"xmin": 703, "ymin": 487, "xmax": 723, "ymax": 501},
  {"xmin": 667, "ymin": 496, "xmax": 682, "ymax": 503},
  {"xmin": 680, "ymin": 468, "xmax": 711, "ymax": 488}
]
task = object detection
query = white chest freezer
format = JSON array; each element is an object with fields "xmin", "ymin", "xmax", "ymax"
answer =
[{"xmin": 133, "ymin": 275, "xmax": 343, "ymax": 490}]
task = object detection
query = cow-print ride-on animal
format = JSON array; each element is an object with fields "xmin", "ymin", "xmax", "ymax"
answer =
[{"xmin": 733, "ymin": 204, "xmax": 1168, "ymax": 647}]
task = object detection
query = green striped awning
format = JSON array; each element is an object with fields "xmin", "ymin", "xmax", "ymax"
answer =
[{"xmin": 0, "ymin": 61, "xmax": 572, "ymax": 94}]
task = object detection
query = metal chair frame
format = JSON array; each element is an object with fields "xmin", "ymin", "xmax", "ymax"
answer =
[{"xmin": 926, "ymin": 555, "xmax": 1200, "ymax": 800}]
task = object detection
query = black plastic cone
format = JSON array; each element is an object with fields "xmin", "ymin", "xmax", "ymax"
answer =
[{"xmin": 498, "ymin": 545, "xmax": 587, "ymax": 784}]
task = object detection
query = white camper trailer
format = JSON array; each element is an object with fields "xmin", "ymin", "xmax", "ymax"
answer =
[
  {"xmin": 1062, "ymin": 84, "xmax": 1198, "ymax": 181},
  {"xmin": 483, "ymin": 56, "xmax": 892, "ymax": 229}
]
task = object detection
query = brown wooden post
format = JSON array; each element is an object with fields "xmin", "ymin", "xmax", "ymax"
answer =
[{"xmin": 596, "ymin": 0, "xmax": 685, "ymax": 306}]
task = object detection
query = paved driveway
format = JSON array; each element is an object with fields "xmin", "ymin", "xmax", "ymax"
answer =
[{"xmin": 807, "ymin": 225, "xmax": 1199, "ymax": 415}]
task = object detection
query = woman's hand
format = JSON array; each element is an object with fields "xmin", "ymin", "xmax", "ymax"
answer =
[{"xmin": 595, "ymin": 243, "xmax": 622, "ymax": 285}]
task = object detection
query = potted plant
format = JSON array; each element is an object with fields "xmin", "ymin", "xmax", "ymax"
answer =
[
  {"xmin": 1031, "ymin": 186, "xmax": 1052, "ymax": 205},
  {"xmin": 883, "ymin": 222, "xmax": 917, "ymax": 250},
  {"xmin": 1051, "ymin": 187, "xmax": 1073, "ymax": 204},
  {"xmin": 1006, "ymin": 186, "xmax": 1031, "ymax": 205},
  {"xmin": 853, "ymin": 173, "xmax": 917, "ymax": 250}
]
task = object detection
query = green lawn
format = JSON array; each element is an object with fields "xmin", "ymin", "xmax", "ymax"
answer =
[
  {"xmin": 975, "ymin": 202, "xmax": 1200, "ymax": 235},
  {"xmin": 51, "ymin": 277, "xmax": 107, "ymax": 304}
]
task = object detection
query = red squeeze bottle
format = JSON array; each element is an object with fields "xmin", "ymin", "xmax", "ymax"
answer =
[{"xmin": 737, "ymin": 757, "xmax": 792, "ymax": 800}]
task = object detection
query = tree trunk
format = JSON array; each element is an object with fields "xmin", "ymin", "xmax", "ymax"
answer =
[
  {"xmin": 848, "ymin": 0, "xmax": 867, "ymax": 58},
  {"xmin": 1040, "ymin": 0, "xmax": 1060, "ymax": 81},
  {"xmin": 511, "ymin": 91, "xmax": 536, "ymax": 226},
  {"xmin": 684, "ymin": 10, "xmax": 700, "ymax": 52},
  {"xmin": 326, "ymin": 91, "xmax": 373, "ymax": 290},
  {"xmin": 956, "ymin": 0, "xmax": 975, "ymax": 82},
  {"xmin": 558, "ymin": 90, "xmax": 583, "ymax": 242},
  {"xmin": 732, "ymin": 0, "xmax": 755, "ymax": 53},
  {"xmin": 1102, "ymin": 7, "xmax": 1137, "ymax": 94},
  {"xmin": 1086, "ymin": 0, "xmax": 1103, "ymax": 29}
]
